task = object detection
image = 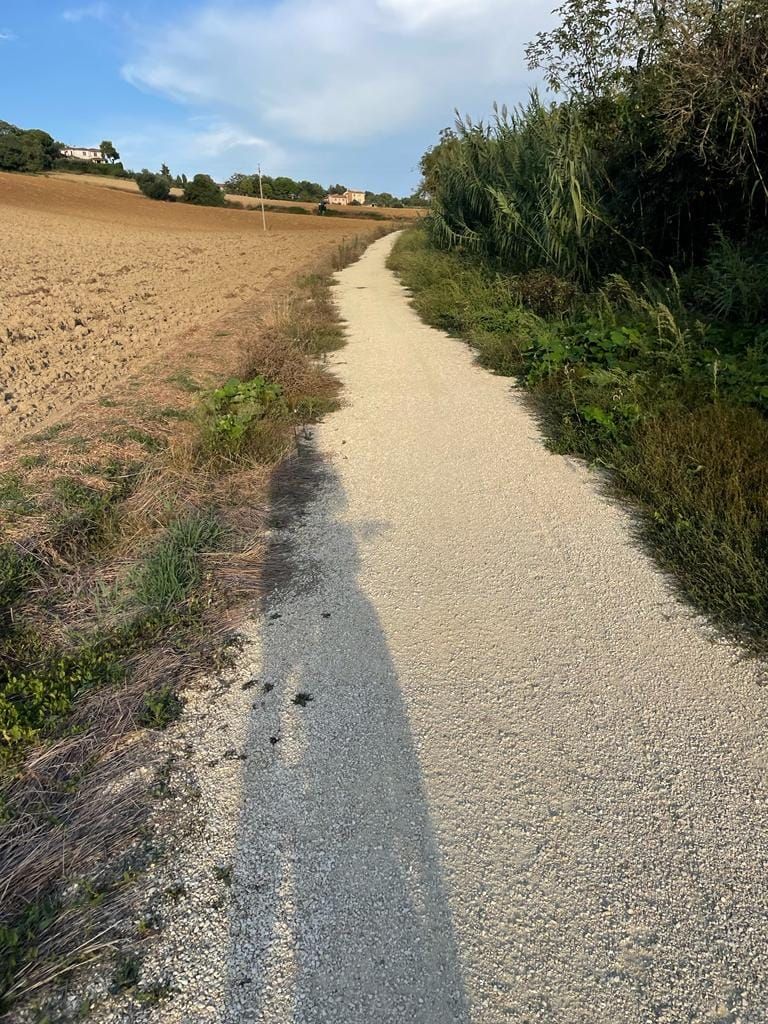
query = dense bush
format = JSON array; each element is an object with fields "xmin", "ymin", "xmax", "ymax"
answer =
[
  {"xmin": 136, "ymin": 169, "xmax": 172, "ymax": 201},
  {"xmin": 53, "ymin": 158, "xmax": 132, "ymax": 178},
  {"xmin": 183, "ymin": 173, "xmax": 225, "ymax": 207},
  {"xmin": 424, "ymin": 0, "xmax": 768, "ymax": 283}
]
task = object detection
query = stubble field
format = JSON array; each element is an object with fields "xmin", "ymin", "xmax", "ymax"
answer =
[{"xmin": 0, "ymin": 171, "xmax": 380, "ymax": 440}]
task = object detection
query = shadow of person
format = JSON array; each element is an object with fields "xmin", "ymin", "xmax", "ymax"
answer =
[{"xmin": 223, "ymin": 444, "xmax": 470, "ymax": 1023}]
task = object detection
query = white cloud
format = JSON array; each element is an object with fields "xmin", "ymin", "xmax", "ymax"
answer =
[
  {"xmin": 113, "ymin": 118, "xmax": 286, "ymax": 178},
  {"xmin": 62, "ymin": 3, "xmax": 109, "ymax": 23},
  {"xmin": 0, "ymin": 29, "xmax": 17, "ymax": 41},
  {"xmin": 123, "ymin": 0, "xmax": 554, "ymax": 146}
]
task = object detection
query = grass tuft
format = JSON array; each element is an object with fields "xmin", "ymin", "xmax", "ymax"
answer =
[{"xmin": 131, "ymin": 513, "xmax": 224, "ymax": 614}]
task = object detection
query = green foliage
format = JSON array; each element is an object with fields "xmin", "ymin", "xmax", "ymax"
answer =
[
  {"xmin": 52, "ymin": 158, "xmax": 131, "ymax": 178},
  {"xmin": 0, "ymin": 895, "xmax": 60, "ymax": 1012},
  {"xmin": 428, "ymin": 96, "xmax": 611, "ymax": 283},
  {"xmin": 199, "ymin": 376, "xmax": 286, "ymax": 458},
  {"xmin": 99, "ymin": 140, "xmax": 120, "ymax": 163},
  {"xmin": 138, "ymin": 686, "xmax": 183, "ymax": 729},
  {"xmin": 183, "ymin": 174, "xmax": 225, "ymax": 207},
  {"xmin": 0, "ymin": 546, "xmax": 36, "ymax": 633},
  {"xmin": 131, "ymin": 513, "xmax": 224, "ymax": 613},
  {"xmin": 0, "ymin": 634, "xmax": 124, "ymax": 761},
  {"xmin": 136, "ymin": 170, "xmax": 171, "ymax": 201},
  {"xmin": 425, "ymin": 0, "xmax": 768, "ymax": 279},
  {"xmin": 0, "ymin": 120, "xmax": 61, "ymax": 172},
  {"xmin": 0, "ymin": 473, "xmax": 37, "ymax": 516},
  {"xmin": 50, "ymin": 473, "xmax": 133, "ymax": 552},
  {"xmin": 683, "ymin": 232, "xmax": 768, "ymax": 325}
]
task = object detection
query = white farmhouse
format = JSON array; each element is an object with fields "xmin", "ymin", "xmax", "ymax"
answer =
[{"xmin": 61, "ymin": 146, "xmax": 103, "ymax": 163}]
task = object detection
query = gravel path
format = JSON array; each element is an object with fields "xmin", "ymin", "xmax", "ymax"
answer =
[{"xmin": 120, "ymin": 232, "xmax": 767, "ymax": 1024}]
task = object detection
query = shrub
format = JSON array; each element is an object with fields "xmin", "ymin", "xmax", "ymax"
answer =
[
  {"xmin": 136, "ymin": 170, "xmax": 172, "ymax": 201},
  {"xmin": 53, "ymin": 158, "xmax": 131, "ymax": 179},
  {"xmin": 183, "ymin": 174, "xmax": 225, "ymax": 207},
  {"xmin": 683, "ymin": 232, "xmax": 768, "ymax": 324},
  {"xmin": 513, "ymin": 269, "xmax": 580, "ymax": 318}
]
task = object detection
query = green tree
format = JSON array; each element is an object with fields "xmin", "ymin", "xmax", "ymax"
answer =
[
  {"xmin": 99, "ymin": 139, "xmax": 120, "ymax": 163},
  {"xmin": 160, "ymin": 163, "xmax": 170, "ymax": 177},
  {"xmin": 183, "ymin": 173, "xmax": 225, "ymax": 206},
  {"xmin": 0, "ymin": 134, "xmax": 27, "ymax": 171},
  {"xmin": 296, "ymin": 179, "xmax": 325, "ymax": 201},
  {"xmin": 272, "ymin": 176, "xmax": 298, "ymax": 199},
  {"xmin": 0, "ymin": 123, "xmax": 61, "ymax": 172},
  {"xmin": 224, "ymin": 172, "xmax": 248, "ymax": 193}
]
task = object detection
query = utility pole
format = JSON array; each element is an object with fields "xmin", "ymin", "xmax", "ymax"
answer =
[{"xmin": 258, "ymin": 164, "xmax": 267, "ymax": 231}]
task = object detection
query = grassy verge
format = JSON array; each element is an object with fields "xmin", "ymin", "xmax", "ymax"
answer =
[
  {"xmin": 389, "ymin": 228, "xmax": 768, "ymax": 650},
  {"xmin": 0, "ymin": 228, "xmax": 388, "ymax": 1015}
]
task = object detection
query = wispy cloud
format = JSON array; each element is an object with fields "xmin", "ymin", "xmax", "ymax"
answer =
[
  {"xmin": 62, "ymin": 3, "xmax": 108, "ymax": 23},
  {"xmin": 123, "ymin": 0, "xmax": 552, "ymax": 146},
  {"xmin": 113, "ymin": 118, "xmax": 286, "ymax": 177},
  {"xmin": 0, "ymin": 29, "xmax": 17, "ymax": 41}
]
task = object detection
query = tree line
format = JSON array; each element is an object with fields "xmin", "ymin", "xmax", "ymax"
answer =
[
  {"xmin": 0, "ymin": 118, "xmax": 428, "ymax": 210},
  {"xmin": 223, "ymin": 171, "xmax": 428, "ymax": 208},
  {"xmin": 0, "ymin": 122, "xmax": 124, "ymax": 174}
]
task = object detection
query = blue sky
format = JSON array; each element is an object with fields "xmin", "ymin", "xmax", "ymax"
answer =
[{"xmin": 0, "ymin": 1, "xmax": 554, "ymax": 194}]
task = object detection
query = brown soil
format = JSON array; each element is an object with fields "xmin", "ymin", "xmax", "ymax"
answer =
[{"xmin": 0, "ymin": 171, "xmax": 375, "ymax": 441}]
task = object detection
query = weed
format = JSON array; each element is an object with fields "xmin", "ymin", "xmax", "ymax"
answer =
[
  {"xmin": 199, "ymin": 376, "xmax": 286, "ymax": 460},
  {"xmin": 0, "ymin": 473, "xmax": 36, "ymax": 515},
  {"xmin": 0, "ymin": 633, "xmax": 124, "ymax": 763},
  {"xmin": 17, "ymin": 454, "xmax": 47, "ymax": 469},
  {"xmin": 138, "ymin": 686, "xmax": 183, "ymax": 730},
  {"xmin": 131, "ymin": 513, "xmax": 224, "ymax": 613},
  {"xmin": 28, "ymin": 422, "xmax": 71, "ymax": 443},
  {"xmin": 135, "ymin": 978, "xmax": 173, "ymax": 1005},
  {"xmin": 154, "ymin": 406, "xmax": 193, "ymax": 421},
  {"xmin": 0, "ymin": 895, "xmax": 60, "ymax": 1012},
  {"xmin": 110, "ymin": 427, "xmax": 165, "ymax": 453}
]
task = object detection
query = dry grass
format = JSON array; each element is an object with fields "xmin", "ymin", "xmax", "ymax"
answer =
[
  {"xmin": 47, "ymin": 172, "xmax": 426, "ymax": 221},
  {"xmin": 0, "ymin": 214, "xmax": 389, "ymax": 1015}
]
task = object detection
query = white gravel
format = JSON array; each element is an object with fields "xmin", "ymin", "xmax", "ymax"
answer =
[{"xmin": 96, "ymin": 232, "xmax": 768, "ymax": 1024}]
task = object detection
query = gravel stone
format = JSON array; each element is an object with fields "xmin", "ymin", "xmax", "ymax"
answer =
[{"xmin": 90, "ymin": 233, "xmax": 767, "ymax": 1023}]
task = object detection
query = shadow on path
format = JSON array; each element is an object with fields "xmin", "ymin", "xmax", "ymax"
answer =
[{"xmin": 223, "ymin": 445, "xmax": 470, "ymax": 1023}]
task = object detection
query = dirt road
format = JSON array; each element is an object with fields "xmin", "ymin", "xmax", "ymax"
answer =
[{"xmin": 125, "ymin": 232, "xmax": 767, "ymax": 1024}]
